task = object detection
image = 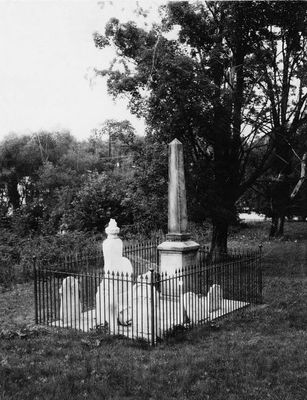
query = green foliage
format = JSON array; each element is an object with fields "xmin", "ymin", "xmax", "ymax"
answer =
[
  {"xmin": 124, "ymin": 136, "xmax": 168, "ymax": 231},
  {"xmin": 0, "ymin": 253, "xmax": 16, "ymax": 288},
  {"xmin": 94, "ymin": 1, "xmax": 307, "ymax": 250},
  {"xmin": 66, "ymin": 172, "xmax": 134, "ymax": 232},
  {"xmin": 0, "ymin": 123, "xmax": 172, "ymax": 286},
  {"xmin": 0, "ymin": 122, "xmax": 165, "ymax": 238},
  {"xmin": 0, "ymin": 231, "xmax": 21, "ymax": 287},
  {"xmin": 0, "ymin": 131, "xmax": 77, "ymax": 211},
  {"xmin": 0, "ymin": 229, "xmax": 104, "ymax": 287},
  {"xmin": 91, "ymin": 119, "xmax": 136, "ymax": 147}
]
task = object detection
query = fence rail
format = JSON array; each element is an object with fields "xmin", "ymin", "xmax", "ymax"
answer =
[
  {"xmin": 36, "ymin": 237, "xmax": 162, "ymax": 274},
  {"xmin": 34, "ymin": 242, "xmax": 262, "ymax": 345}
]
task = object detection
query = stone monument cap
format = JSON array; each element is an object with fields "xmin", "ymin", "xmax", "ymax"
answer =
[
  {"xmin": 170, "ymin": 138, "xmax": 182, "ymax": 145},
  {"xmin": 105, "ymin": 218, "xmax": 120, "ymax": 236}
]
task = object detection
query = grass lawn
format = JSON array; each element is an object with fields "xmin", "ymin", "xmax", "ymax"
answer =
[{"xmin": 1, "ymin": 221, "xmax": 307, "ymax": 399}]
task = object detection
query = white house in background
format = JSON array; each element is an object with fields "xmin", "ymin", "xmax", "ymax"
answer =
[{"xmin": 239, "ymin": 212, "xmax": 266, "ymax": 221}]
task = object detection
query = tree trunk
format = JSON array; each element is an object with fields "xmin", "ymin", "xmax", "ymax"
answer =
[
  {"xmin": 211, "ymin": 218, "xmax": 229, "ymax": 257},
  {"xmin": 270, "ymin": 152, "xmax": 307, "ymax": 234},
  {"xmin": 269, "ymin": 172, "xmax": 290, "ymax": 238},
  {"xmin": 270, "ymin": 214, "xmax": 285, "ymax": 237},
  {"xmin": 290, "ymin": 153, "xmax": 306, "ymax": 200},
  {"xmin": 7, "ymin": 174, "xmax": 20, "ymax": 211}
]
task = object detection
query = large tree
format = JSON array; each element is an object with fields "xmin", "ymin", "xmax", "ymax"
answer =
[
  {"xmin": 89, "ymin": 119, "xmax": 137, "ymax": 173},
  {"xmin": 0, "ymin": 134, "xmax": 41, "ymax": 210},
  {"xmin": 94, "ymin": 1, "xmax": 307, "ymax": 251},
  {"xmin": 0, "ymin": 131, "xmax": 77, "ymax": 211},
  {"xmin": 250, "ymin": 2, "xmax": 307, "ymax": 236}
]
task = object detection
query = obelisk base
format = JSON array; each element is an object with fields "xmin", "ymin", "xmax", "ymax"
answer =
[
  {"xmin": 158, "ymin": 240, "xmax": 200, "ymax": 297},
  {"xmin": 166, "ymin": 233, "xmax": 191, "ymax": 241}
]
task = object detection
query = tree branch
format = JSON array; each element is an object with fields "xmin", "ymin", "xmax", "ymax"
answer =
[{"xmin": 290, "ymin": 152, "xmax": 307, "ymax": 199}]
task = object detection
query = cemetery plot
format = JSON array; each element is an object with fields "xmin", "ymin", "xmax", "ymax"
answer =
[{"xmin": 34, "ymin": 246, "xmax": 261, "ymax": 344}]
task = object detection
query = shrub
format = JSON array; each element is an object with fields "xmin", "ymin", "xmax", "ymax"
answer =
[
  {"xmin": 0, "ymin": 229, "xmax": 105, "ymax": 286},
  {"xmin": 0, "ymin": 254, "xmax": 16, "ymax": 288}
]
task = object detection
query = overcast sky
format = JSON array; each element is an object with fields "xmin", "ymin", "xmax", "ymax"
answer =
[{"xmin": 0, "ymin": 0, "xmax": 164, "ymax": 141}]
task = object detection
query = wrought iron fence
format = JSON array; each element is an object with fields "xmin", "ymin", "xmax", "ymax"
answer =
[
  {"xmin": 36, "ymin": 237, "xmax": 162, "ymax": 274},
  {"xmin": 34, "ymin": 243, "xmax": 262, "ymax": 345}
]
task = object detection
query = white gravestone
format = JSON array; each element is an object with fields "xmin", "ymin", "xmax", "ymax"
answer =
[
  {"xmin": 96, "ymin": 274, "xmax": 132, "ymax": 332},
  {"xmin": 59, "ymin": 276, "xmax": 81, "ymax": 326},
  {"xmin": 182, "ymin": 292, "xmax": 209, "ymax": 324},
  {"xmin": 207, "ymin": 284, "xmax": 223, "ymax": 312},
  {"xmin": 132, "ymin": 271, "xmax": 160, "ymax": 340},
  {"xmin": 159, "ymin": 279, "xmax": 185, "ymax": 329},
  {"xmin": 102, "ymin": 219, "xmax": 133, "ymax": 275},
  {"xmin": 96, "ymin": 219, "xmax": 133, "ymax": 331},
  {"xmin": 119, "ymin": 257, "xmax": 134, "ymax": 275}
]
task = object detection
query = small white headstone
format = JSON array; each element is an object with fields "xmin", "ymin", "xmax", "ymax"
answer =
[
  {"xmin": 95, "ymin": 274, "xmax": 132, "ymax": 332},
  {"xmin": 59, "ymin": 276, "xmax": 81, "ymax": 326},
  {"xmin": 182, "ymin": 292, "xmax": 209, "ymax": 323},
  {"xmin": 119, "ymin": 257, "xmax": 133, "ymax": 275},
  {"xmin": 207, "ymin": 284, "xmax": 223, "ymax": 312},
  {"xmin": 132, "ymin": 277, "xmax": 160, "ymax": 340}
]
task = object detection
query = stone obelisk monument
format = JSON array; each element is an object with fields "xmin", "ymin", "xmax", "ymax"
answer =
[{"xmin": 158, "ymin": 139, "xmax": 199, "ymax": 278}]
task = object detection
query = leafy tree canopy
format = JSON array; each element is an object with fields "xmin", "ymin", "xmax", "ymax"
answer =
[{"xmin": 94, "ymin": 1, "xmax": 307, "ymax": 250}]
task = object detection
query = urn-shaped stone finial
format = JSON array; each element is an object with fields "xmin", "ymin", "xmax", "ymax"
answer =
[
  {"xmin": 105, "ymin": 218, "xmax": 120, "ymax": 237},
  {"xmin": 103, "ymin": 219, "xmax": 123, "ymax": 271}
]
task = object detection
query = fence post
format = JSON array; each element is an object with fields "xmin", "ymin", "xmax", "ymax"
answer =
[
  {"xmin": 150, "ymin": 267, "xmax": 155, "ymax": 346},
  {"xmin": 258, "ymin": 244, "xmax": 263, "ymax": 304},
  {"xmin": 33, "ymin": 256, "xmax": 38, "ymax": 324}
]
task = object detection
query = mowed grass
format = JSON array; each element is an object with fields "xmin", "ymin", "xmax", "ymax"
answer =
[{"xmin": 1, "ymin": 222, "xmax": 307, "ymax": 400}]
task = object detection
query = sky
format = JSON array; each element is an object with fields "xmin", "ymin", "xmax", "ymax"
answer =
[{"xmin": 0, "ymin": 0, "xmax": 164, "ymax": 142}]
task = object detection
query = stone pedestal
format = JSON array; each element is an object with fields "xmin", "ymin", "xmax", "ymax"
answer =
[
  {"xmin": 158, "ymin": 240, "xmax": 199, "ymax": 274},
  {"xmin": 158, "ymin": 240, "xmax": 199, "ymax": 296}
]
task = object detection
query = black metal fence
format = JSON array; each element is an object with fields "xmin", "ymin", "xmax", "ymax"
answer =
[
  {"xmin": 34, "ymin": 243, "xmax": 262, "ymax": 345},
  {"xmin": 36, "ymin": 237, "xmax": 161, "ymax": 275}
]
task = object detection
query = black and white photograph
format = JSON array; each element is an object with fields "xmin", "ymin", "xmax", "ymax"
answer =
[{"xmin": 1, "ymin": 1, "xmax": 307, "ymax": 399}]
